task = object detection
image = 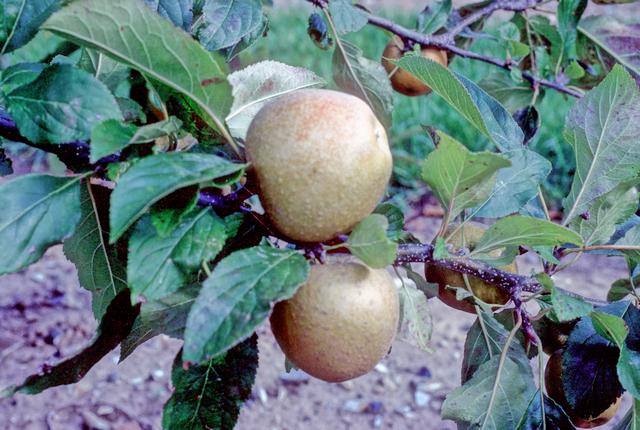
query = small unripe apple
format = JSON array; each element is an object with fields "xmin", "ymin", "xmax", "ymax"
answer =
[
  {"xmin": 381, "ymin": 36, "xmax": 448, "ymax": 96},
  {"xmin": 545, "ymin": 351, "xmax": 622, "ymax": 428},
  {"xmin": 425, "ymin": 223, "xmax": 517, "ymax": 313},
  {"xmin": 270, "ymin": 259, "xmax": 399, "ymax": 382},
  {"xmin": 245, "ymin": 89, "xmax": 392, "ymax": 243}
]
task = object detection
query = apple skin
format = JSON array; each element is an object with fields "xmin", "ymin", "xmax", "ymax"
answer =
[
  {"xmin": 270, "ymin": 260, "xmax": 399, "ymax": 382},
  {"xmin": 245, "ymin": 89, "xmax": 392, "ymax": 243},
  {"xmin": 545, "ymin": 351, "xmax": 622, "ymax": 428},
  {"xmin": 381, "ymin": 36, "xmax": 448, "ymax": 96},
  {"xmin": 425, "ymin": 223, "xmax": 517, "ymax": 313}
]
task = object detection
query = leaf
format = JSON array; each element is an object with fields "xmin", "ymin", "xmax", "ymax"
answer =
[
  {"xmin": 373, "ymin": 202, "xmax": 405, "ymax": 241},
  {"xmin": 42, "ymin": 0, "xmax": 233, "ymax": 139},
  {"xmin": 474, "ymin": 149, "xmax": 551, "ymax": 218},
  {"xmin": 63, "ymin": 182, "xmax": 127, "ymax": 321},
  {"xmin": 346, "ymin": 214, "xmax": 398, "ymax": 269},
  {"xmin": 617, "ymin": 304, "xmax": 640, "ymax": 399},
  {"xmin": 417, "ymin": 0, "xmax": 452, "ymax": 35},
  {"xmin": 144, "ymin": 0, "xmax": 193, "ymax": 30},
  {"xmin": 422, "ymin": 131, "xmax": 510, "ymax": 219},
  {"xmin": 562, "ymin": 65, "xmax": 640, "ymax": 224},
  {"xmin": 395, "ymin": 56, "xmax": 524, "ymax": 150},
  {"xmin": 563, "ymin": 301, "xmax": 629, "ymax": 418},
  {"xmin": 328, "ymin": 0, "xmax": 368, "ymax": 35},
  {"xmin": 479, "ymin": 72, "xmax": 535, "ymax": 114},
  {"xmin": 128, "ymin": 209, "xmax": 226, "ymax": 301},
  {"xmin": 461, "ymin": 310, "xmax": 531, "ymax": 383},
  {"xmin": 90, "ymin": 116, "xmax": 183, "ymax": 162},
  {"xmin": 308, "ymin": 12, "xmax": 332, "ymax": 50},
  {"xmin": 0, "ymin": 290, "xmax": 139, "ymax": 397},
  {"xmin": 472, "ymin": 216, "xmax": 583, "ymax": 256},
  {"xmin": 78, "ymin": 49, "xmax": 132, "ymax": 93},
  {"xmin": 549, "ymin": 281, "xmax": 593, "ymax": 322},
  {"xmin": 0, "ymin": 174, "xmax": 82, "ymax": 276},
  {"xmin": 569, "ymin": 181, "xmax": 639, "ymax": 246},
  {"xmin": 591, "ymin": 311, "xmax": 628, "ymax": 348},
  {"xmin": 513, "ymin": 106, "xmax": 540, "ymax": 145},
  {"xmin": 515, "ymin": 392, "xmax": 576, "ymax": 430},
  {"xmin": 579, "ymin": 16, "xmax": 640, "ymax": 79},
  {"xmin": 397, "ymin": 282, "xmax": 433, "ymax": 352},
  {"xmin": 6, "ymin": 64, "xmax": 122, "ymax": 143},
  {"xmin": 162, "ymin": 336, "xmax": 258, "ymax": 430},
  {"xmin": 183, "ymin": 245, "xmax": 309, "ymax": 362},
  {"xmin": 617, "ymin": 225, "xmax": 640, "ymax": 265},
  {"xmin": 120, "ymin": 285, "xmax": 198, "ymax": 362},
  {"xmin": 443, "ymin": 355, "xmax": 536, "ymax": 429},
  {"xmin": 109, "ymin": 152, "xmax": 244, "ymax": 242},
  {"xmin": 193, "ymin": 0, "xmax": 267, "ymax": 59},
  {"xmin": 332, "ymin": 39, "xmax": 394, "ymax": 128},
  {"xmin": 0, "ymin": 62, "xmax": 45, "ymax": 94},
  {"xmin": 0, "ymin": 0, "xmax": 60, "ymax": 54},
  {"xmin": 226, "ymin": 61, "xmax": 325, "ymax": 139},
  {"xmin": 608, "ymin": 277, "xmax": 639, "ymax": 302},
  {"xmin": 557, "ymin": 0, "xmax": 587, "ymax": 61}
]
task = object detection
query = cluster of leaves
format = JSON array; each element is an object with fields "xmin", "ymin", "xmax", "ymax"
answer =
[{"xmin": 0, "ymin": 0, "xmax": 639, "ymax": 429}]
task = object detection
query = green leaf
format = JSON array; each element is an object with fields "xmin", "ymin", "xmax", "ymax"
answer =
[
  {"xmin": 346, "ymin": 214, "xmax": 398, "ymax": 269},
  {"xmin": 557, "ymin": 0, "xmax": 587, "ymax": 61},
  {"xmin": 608, "ymin": 277, "xmax": 639, "ymax": 302},
  {"xmin": 443, "ymin": 354, "xmax": 536, "ymax": 429},
  {"xmin": 579, "ymin": 16, "xmax": 640, "ymax": 78},
  {"xmin": 128, "ymin": 209, "xmax": 226, "ymax": 301},
  {"xmin": 373, "ymin": 202, "xmax": 405, "ymax": 241},
  {"xmin": 90, "ymin": 116, "xmax": 183, "ymax": 162},
  {"xmin": 0, "ymin": 174, "xmax": 82, "ymax": 276},
  {"xmin": 0, "ymin": 62, "xmax": 45, "ymax": 95},
  {"xmin": 565, "ymin": 60, "xmax": 585, "ymax": 79},
  {"xmin": 328, "ymin": 0, "xmax": 368, "ymax": 35},
  {"xmin": 617, "ymin": 225, "xmax": 640, "ymax": 265},
  {"xmin": 193, "ymin": 0, "xmax": 267, "ymax": 59},
  {"xmin": 109, "ymin": 152, "xmax": 244, "ymax": 242},
  {"xmin": 42, "ymin": 0, "xmax": 233, "ymax": 140},
  {"xmin": 6, "ymin": 64, "xmax": 122, "ymax": 143},
  {"xmin": 417, "ymin": 0, "xmax": 451, "ymax": 35},
  {"xmin": 395, "ymin": 56, "xmax": 524, "ymax": 150},
  {"xmin": 397, "ymin": 281, "xmax": 432, "ymax": 352},
  {"xmin": 548, "ymin": 280, "xmax": 593, "ymax": 322},
  {"xmin": 144, "ymin": 0, "xmax": 193, "ymax": 31},
  {"xmin": 63, "ymin": 182, "xmax": 127, "ymax": 321},
  {"xmin": 479, "ymin": 72, "xmax": 535, "ymax": 114},
  {"xmin": 226, "ymin": 61, "xmax": 325, "ymax": 139},
  {"xmin": 569, "ymin": 181, "xmax": 639, "ymax": 246},
  {"xmin": 474, "ymin": 149, "xmax": 551, "ymax": 218},
  {"xmin": 562, "ymin": 65, "xmax": 640, "ymax": 224},
  {"xmin": 472, "ymin": 216, "xmax": 583, "ymax": 256},
  {"xmin": 591, "ymin": 311, "xmax": 628, "ymax": 348},
  {"xmin": 617, "ymin": 305, "xmax": 640, "ymax": 400},
  {"xmin": 333, "ymin": 39, "xmax": 394, "ymax": 128},
  {"xmin": 120, "ymin": 284, "xmax": 198, "ymax": 362},
  {"xmin": 0, "ymin": 291, "xmax": 138, "ymax": 397},
  {"xmin": 0, "ymin": 0, "xmax": 60, "ymax": 54},
  {"xmin": 77, "ymin": 49, "xmax": 131, "ymax": 93},
  {"xmin": 515, "ymin": 392, "xmax": 576, "ymax": 430},
  {"xmin": 183, "ymin": 245, "xmax": 309, "ymax": 362},
  {"xmin": 162, "ymin": 336, "xmax": 258, "ymax": 430},
  {"xmin": 422, "ymin": 131, "xmax": 510, "ymax": 219}
]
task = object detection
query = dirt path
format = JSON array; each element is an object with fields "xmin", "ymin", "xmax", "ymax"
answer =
[{"xmin": 0, "ymin": 215, "xmax": 631, "ymax": 430}]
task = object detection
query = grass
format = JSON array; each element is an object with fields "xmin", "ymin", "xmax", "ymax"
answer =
[{"xmin": 239, "ymin": 8, "xmax": 576, "ymax": 208}]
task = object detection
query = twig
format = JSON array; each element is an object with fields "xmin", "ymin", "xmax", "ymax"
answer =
[{"xmin": 562, "ymin": 244, "xmax": 640, "ymax": 254}]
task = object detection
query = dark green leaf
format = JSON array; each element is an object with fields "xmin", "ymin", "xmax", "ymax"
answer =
[
  {"xmin": 144, "ymin": 0, "xmax": 193, "ymax": 30},
  {"xmin": 120, "ymin": 284, "xmax": 198, "ymax": 362},
  {"xmin": 43, "ymin": 0, "xmax": 233, "ymax": 139},
  {"xmin": 0, "ymin": 290, "xmax": 139, "ymax": 397},
  {"xmin": 373, "ymin": 202, "xmax": 405, "ymax": 241},
  {"xmin": 562, "ymin": 65, "xmax": 640, "ymax": 224},
  {"xmin": 0, "ymin": 0, "xmax": 60, "ymax": 54},
  {"xmin": 183, "ymin": 245, "xmax": 309, "ymax": 362},
  {"xmin": 591, "ymin": 311, "xmax": 628, "ymax": 348},
  {"xmin": 617, "ymin": 305, "xmax": 640, "ymax": 399},
  {"xmin": 333, "ymin": 39, "xmax": 394, "ymax": 128},
  {"xmin": 328, "ymin": 0, "xmax": 368, "ymax": 35},
  {"xmin": 422, "ymin": 131, "xmax": 510, "ymax": 219},
  {"xmin": 608, "ymin": 277, "xmax": 639, "ymax": 302},
  {"xmin": 0, "ymin": 62, "xmax": 45, "ymax": 94},
  {"xmin": 128, "ymin": 209, "xmax": 226, "ymax": 301},
  {"xmin": 417, "ymin": 0, "xmax": 451, "ymax": 35},
  {"xmin": 0, "ymin": 174, "xmax": 82, "ymax": 276},
  {"xmin": 163, "ymin": 335, "xmax": 258, "ymax": 430},
  {"xmin": 557, "ymin": 0, "xmax": 587, "ymax": 61},
  {"xmin": 109, "ymin": 152, "xmax": 244, "ymax": 242},
  {"xmin": 6, "ymin": 64, "xmax": 122, "ymax": 143},
  {"xmin": 63, "ymin": 182, "xmax": 127, "ymax": 321},
  {"xmin": 347, "ymin": 214, "xmax": 398, "ymax": 269},
  {"xmin": 515, "ymin": 392, "xmax": 576, "ymax": 430}
]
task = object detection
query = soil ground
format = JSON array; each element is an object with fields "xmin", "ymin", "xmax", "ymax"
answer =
[{"xmin": 0, "ymin": 214, "xmax": 631, "ymax": 430}]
